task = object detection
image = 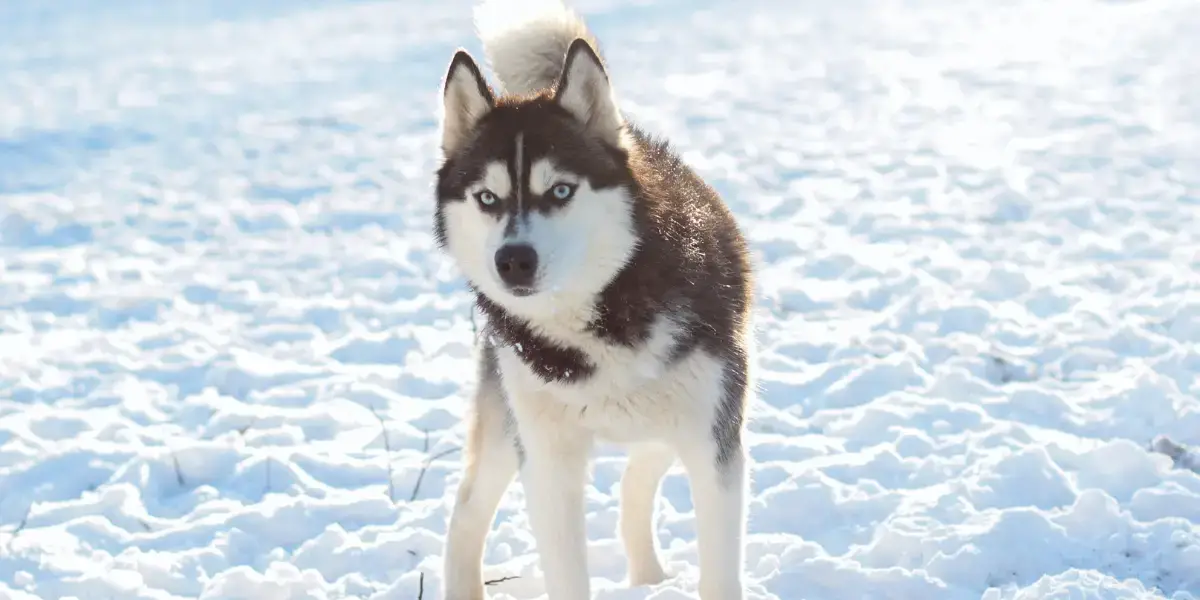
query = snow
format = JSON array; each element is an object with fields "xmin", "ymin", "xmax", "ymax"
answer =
[{"xmin": 1, "ymin": 0, "xmax": 1199, "ymax": 597}]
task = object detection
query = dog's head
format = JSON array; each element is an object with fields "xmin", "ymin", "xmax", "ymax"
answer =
[{"xmin": 433, "ymin": 40, "xmax": 639, "ymax": 318}]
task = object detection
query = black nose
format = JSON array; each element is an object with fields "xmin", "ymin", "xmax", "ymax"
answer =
[{"xmin": 494, "ymin": 244, "xmax": 538, "ymax": 288}]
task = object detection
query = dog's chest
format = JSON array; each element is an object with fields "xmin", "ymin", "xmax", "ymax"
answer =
[
  {"xmin": 496, "ymin": 325, "xmax": 670, "ymax": 393},
  {"xmin": 493, "ymin": 317, "xmax": 722, "ymax": 442}
]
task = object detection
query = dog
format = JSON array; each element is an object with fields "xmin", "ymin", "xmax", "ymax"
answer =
[{"xmin": 434, "ymin": 0, "xmax": 755, "ymax": 597}]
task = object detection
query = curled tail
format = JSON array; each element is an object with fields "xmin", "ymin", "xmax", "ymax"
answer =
[{"xmin": 473, "ymin": 0, "xmax": 601, "ymax": 96}]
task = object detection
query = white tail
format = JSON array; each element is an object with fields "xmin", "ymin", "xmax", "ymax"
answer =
[{"xmin": 473, "ymin": 0, "xmax": 601, "ymax": 96}]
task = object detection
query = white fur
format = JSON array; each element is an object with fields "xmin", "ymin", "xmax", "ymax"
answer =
[
  {"xmin": 555, "ymin": 42, "xmax": 624, "ymax": 147},
  {"xmin": 474, "ymin": 0, "xmax": 595, "ymax": 96},
  {"xmin": 441, "ymin": 59, "xmax": 493, "ymax": 156},
  {"xmin": 475, "ymin": 0, "xmax": 624, "ymax": 146},
  {"xmin": 442, "ymin": 371, "xmax": 518, "ymax": 600},
  {"xmin": 620, "ymin": 443, "xmax": 675, "ymax": 585},
  {"xmin": 528, "ymin": 158, "xmax": 561, "ymax": 196},
  {"xmin": 480, "ymin": 161, "xmax": 512, "ymax": 199}
]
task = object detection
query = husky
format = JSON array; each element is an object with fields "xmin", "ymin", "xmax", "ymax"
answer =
[{"xmin": 435, "ymin": 1, "xmax": 755, "ymax": 598}]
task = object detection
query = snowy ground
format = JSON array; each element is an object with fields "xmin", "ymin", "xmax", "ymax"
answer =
[{"xmin": 2, "ymin": 0, "xmax": 1200, "ymax": 598}]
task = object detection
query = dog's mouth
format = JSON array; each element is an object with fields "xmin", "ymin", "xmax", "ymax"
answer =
[{"xmin": 506, "ymin": 285, "xmax": 536, "ymax": 298}]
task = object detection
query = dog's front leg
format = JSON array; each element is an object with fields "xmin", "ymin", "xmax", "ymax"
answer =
[
  {"xmin": 443, "ymin": 361, "xmax": 518, "ymax": 600},
  {"xmin": 515, "ymin": 404, "xmax": 594, "ymax": 599},
  {"xmin": 620, "ymin": 442, "xmax": 675, "ymax": 586}
]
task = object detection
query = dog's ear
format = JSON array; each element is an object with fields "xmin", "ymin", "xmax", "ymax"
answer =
[
  {"xmin": 440, "ymin": 50, "xmax": 495, "ymax": 157},
  {"xmin": 554, "ymin": 38, "xmax": 623, "ymax": 146}
]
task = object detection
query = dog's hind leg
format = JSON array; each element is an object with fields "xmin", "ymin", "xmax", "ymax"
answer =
[
  {"xmin": 619, "ymin": 442, "xmax": 675, "ymax": 586},
  {"xmin": 677, "ymin": 437, "xmax": 747, "ymax": 600},
  {"xmin": 673, "ymin": 356, "xmax": 750, "ymax": 600}
]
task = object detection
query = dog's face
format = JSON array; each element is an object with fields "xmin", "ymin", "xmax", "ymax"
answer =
[{"xmin": 434, "ymin": 41, "xmax": 640, "ymax": 314}]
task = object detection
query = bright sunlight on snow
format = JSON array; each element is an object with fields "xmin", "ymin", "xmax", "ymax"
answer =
[{"xmin": 2, "ymin": 0, "xmax": 1199, "ymax": 598}]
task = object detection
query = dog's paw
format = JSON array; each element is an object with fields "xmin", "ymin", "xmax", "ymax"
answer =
[
  {"xmin": 441, "ymin": 585, "xmax": 485, "ymax": 600},
  {"xmin": 628, "ymin": 561, "xmax": 667, "ymax": 587}
]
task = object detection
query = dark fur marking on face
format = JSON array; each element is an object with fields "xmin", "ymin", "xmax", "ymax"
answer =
[{"xmin": 435, "ymin": 96, "xmax": 627, "ymax": 217}]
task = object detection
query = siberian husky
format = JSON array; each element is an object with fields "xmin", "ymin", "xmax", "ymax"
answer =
[{"xmin": 435, "ymin": 1, "xmax": 754, "ymax": 597}]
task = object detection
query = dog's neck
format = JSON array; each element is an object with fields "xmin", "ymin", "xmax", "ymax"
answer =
[{"xmin": 473, "ymin": 291, "xmax": 598, "ymax": 384}]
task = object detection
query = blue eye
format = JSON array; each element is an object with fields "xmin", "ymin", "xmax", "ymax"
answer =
[
  {"xmin": 475, "ymin": 190, "xmax": 498, "ymax": 206},
  {"xmin": 550, "ymin": 183, "xmax": 576, "ymax": 201}
]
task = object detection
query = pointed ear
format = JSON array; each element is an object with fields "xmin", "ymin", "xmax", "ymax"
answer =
[
  {"xmin": 554, "ymin": 38, "xmax": 623, "ymax": 146},
  {"xmin": 440, "ymin": 50, "xmax": 495, "ymax": 157}
]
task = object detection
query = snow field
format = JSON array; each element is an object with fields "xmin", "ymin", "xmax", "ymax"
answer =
[{"xmin": 1, "ymin": 0, "xmax": 1199, "ymax": 598}]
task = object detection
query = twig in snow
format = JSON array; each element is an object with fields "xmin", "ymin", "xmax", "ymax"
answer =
[
  {"xmin": 171, "ymin": 450, "xmax": 187, "ymax": 488},
  {"xmin": 417, "ymin": 571, "xmax": 425, "ymax": 599},
  {"xmin": 370, "ymin": 406, "xmax": 397, "ymax": 503},
  {"xmin": 3, "ymin": 504, "xmax": 30, "ymax": 539},
  {"xmin": 485, "ymin": 575, "xmax": 520, "ymax": 586},
  {"xmin": 409, "ymin": 446, "xmax": 462, "ymax": 502},
  {"xmin": 265, "ymin": 456, "xmax": 273, "ymax": 493},
  {"xmin": 236, "ymin": 416, "xmax": 260, "ymax": 437}
]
